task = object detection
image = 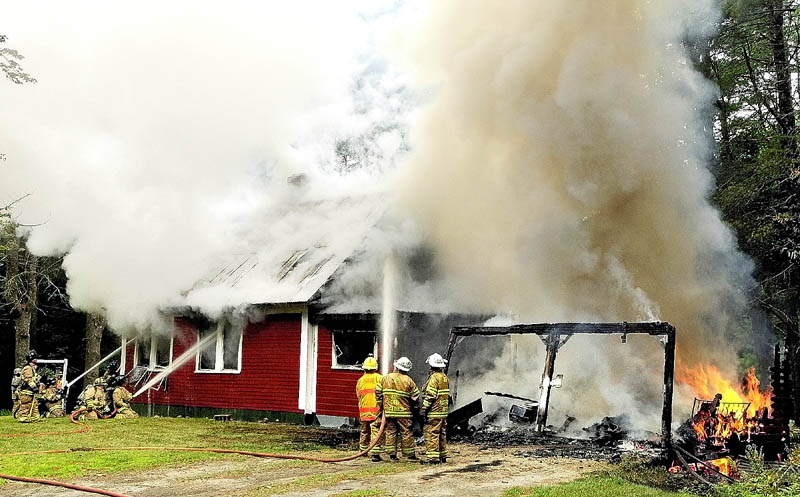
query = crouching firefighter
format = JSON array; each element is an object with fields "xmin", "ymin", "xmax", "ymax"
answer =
[
  {"xmin": 356, "ymin": 355, "xmax": 384, "ymax": 461},
  {"xmin": 375, "ymin": 356, "xmax": 419, "ymax": 460},
  {"xmin": 40, "ymin": 374, "xmax": 66, "ymax": 418},
  {"xmin": 76, "ymin": 377, "xmax": 107, "ymax": 420},
  {"xmin": 14, "ymin": 350, "xmax": 42, "ymax": 423},
  {"xmin": 420, "ymin": 353, "xmax": 450, "ymax": 464},
  {"xmin": 108, "ymin": 374, "xmax": 138, "ymax": 419}
]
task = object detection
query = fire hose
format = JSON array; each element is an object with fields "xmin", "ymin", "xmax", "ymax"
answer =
[{"xmin": 0, "ymin": 408, "xmax": 388, "ymax": 496}]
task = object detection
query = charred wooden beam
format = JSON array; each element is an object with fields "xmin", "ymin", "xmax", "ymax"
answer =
[
  {"xmin": 661, "ymin": 327, "xmax": 676, "ymax": 450},
  {"xmin": 451, "ymin": 321, "xmax": 675, "ymax": 337}
]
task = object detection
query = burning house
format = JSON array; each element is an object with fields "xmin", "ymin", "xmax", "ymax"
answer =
[{"xmin": 118, "ymin": 194, "xmax": 484, "ymax": 424}]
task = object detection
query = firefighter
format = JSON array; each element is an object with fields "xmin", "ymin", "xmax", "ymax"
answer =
[
  {"xmin": 109, "ymin": 374, "xmax": 138, "ymax": 419},
  {"xmin": 14, "ymin": 350, "xmax": 42, "ymax": 423},
  {"xmin": 10, "ymin": 368, "xmax": 22, "ymax": 417},
  {"xmin": 39, "ymin": 373, "xmax": 66, "ymax": 418},
  {"xmin": 76, "ymin": 377, "xmax": 107, "ymax": 420},
  {"xmin": 355, "ymin": 354, "xmax": 384, "ymax": 461},
  {"xmin": 420, "ymin": 353, "xmax": 450, "ymax": 464},
  {"xmin": 375, "ymin": 356, "xmax": 419, "ymax": 460}
]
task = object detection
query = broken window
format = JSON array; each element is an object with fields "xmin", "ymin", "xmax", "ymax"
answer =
[
  {"xmin": 196, "ymin": 318, "xmax": 243, "ymax": 373},
  {"xmin": 198, "ymin": 325, "xmax": 217, "ymax": 371},
  {"xmin": 135, "ymin": 338, "xmax": 151, "ymax": 368},
  {"xmin": 134, "ymin": 334, "xmax": 172, "ymax": 370},
  {"xmin": 155, "ymin": 336, "xmax": 171, "ymax": 368},
  {"xmin": 331, "ymin": 329, "xmax": 377, "ymax": 369}
]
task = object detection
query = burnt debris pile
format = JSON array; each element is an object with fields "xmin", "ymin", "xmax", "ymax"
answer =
[{"xmin": 673, "ymin": 344, "xmax": 794, "ymax": 479}]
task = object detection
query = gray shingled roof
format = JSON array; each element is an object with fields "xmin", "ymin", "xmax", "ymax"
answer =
[{"xmin": 185, "ymin": 194, "xmax": 387, "ymax": 307}]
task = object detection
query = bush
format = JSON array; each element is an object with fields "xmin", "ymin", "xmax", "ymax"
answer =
[
  {"xmin": 611, "ymin": 454, "xmax": 699, "ymax": 494},
  {"xmin": 714, "ymin": 446, "xmax": 800, "ymax": 497}
]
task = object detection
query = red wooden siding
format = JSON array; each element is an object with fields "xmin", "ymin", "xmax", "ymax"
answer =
[
  {"xmin": 315, "ymin": 324, "xmax": 361, "ymax": 417},
  {"xmin": 128, "ymin": 314, "xmax": 302, "ymax": 413}
]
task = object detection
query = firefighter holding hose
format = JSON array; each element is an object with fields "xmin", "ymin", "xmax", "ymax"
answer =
[
  {"xmin": 109, "ymin": 374, "xmax": 138, "ymax": 419},
  {"xmin": 38, "ymin": 373, "xmax": 66, "ymax": 418},
  {"xmin": 356, "ymin": 354, "xmax": 384, "ymax": 461},
  {"xmin": 420, "ymin": 353, "xmax": 450, "ymax": 464},
  {"xmin": 14, "ymin": 350, "xmax": 42, "ymax": 423},
  {"xmin": 375, "ymin": 356, "xmax": 419, "ymax": 461},
  {"xmin": 76, "ymin": 377, "xmax": 107, "ymax": 420}
]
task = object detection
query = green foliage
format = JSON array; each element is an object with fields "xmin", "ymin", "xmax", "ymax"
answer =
[
  {"xmin": 611, "ymin": 454, "xmax": 699, "ymax": 494},
  {"xmin": 501, "ymin": 475, "xmax": 695, "ymax": 497},
  {"xmin": 714, "ymin": 446, "xmax": 800, "ymax": 497},
  {"xmin": 0, "ymin": 34, "xmax": 36, "ymax": 85}
]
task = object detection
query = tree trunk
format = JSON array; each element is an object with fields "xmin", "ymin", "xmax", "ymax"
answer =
[
  {"xmin": 768, "ymin": 0, "xmax": 797, "ymax": 156},
  {"xmin": 84, "ymin": 313, "xmax": 106, "ymax": 385},
  {"xmin": 13, "ymin": 253, "xmax": 37, "ymax": 367},
  {"xmin": 786, "ymin": 289, "xmax": 800, "ymax": 419}
]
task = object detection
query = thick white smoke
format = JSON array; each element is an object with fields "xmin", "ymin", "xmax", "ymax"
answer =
[
  {"xmin": 0, "ymin": 1, "xmax": 407, "ymax": 332},
  {"xmin": 392, "ymin": 1, "xmax": 756, "ymax": 428},
  {"xmin": 0, "ymin": 1, "xmax": 757, "ymax": 429}
]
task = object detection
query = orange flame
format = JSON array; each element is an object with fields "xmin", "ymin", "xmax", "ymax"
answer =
[
  {"xmin": 680, "ymin": 364, "xmax": 772, "ymax": 444},
  {"xmin": 679, "ymin": 365, "xmax": 772, "ymax": 417}
]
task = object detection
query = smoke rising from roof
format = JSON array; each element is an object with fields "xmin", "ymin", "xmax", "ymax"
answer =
[{"xmin": 0, "ymin": 1, "xmax": 408, "ymax": 332}]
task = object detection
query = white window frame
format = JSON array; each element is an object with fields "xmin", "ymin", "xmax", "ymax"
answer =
[
  {"xmin": 195, "ymin": 320, "xmax": 244, "ymax": 374},
  {"xmin": 133, "ymin": 334, "xmax": 174, "ymax": 371},
  {"xmin": 330, "ymin": 329, "xmax": 378, "ymax": 371}
]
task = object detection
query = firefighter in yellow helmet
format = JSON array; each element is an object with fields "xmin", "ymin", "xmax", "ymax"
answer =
[
  {"xmin": 420, "ymin": 353, "xmax": 450, "ymax": 464},
  {"xmin": 375, "ymin": 356, "xmax": 419, "ymax": 460},
  {"xmin": 355, "ymin": 355, "xmax": 384, "ymax": 461}
]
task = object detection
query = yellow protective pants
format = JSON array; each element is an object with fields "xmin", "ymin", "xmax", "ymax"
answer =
[
  {"xmin": 424, "ymin": 418, "xmax": 447, "ymax": 460},
  {"xmin": 15, "ymin": 393, "xmax": 41, "ymax": 423},
  {"xmin": 384, "ymin": 417, "xmax": 415, "ymax": 457}
]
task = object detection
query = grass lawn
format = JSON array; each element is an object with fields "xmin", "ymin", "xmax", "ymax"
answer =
[
  {"xmin": 502, "ymin": 475, "xmax": 696, "ymax": 497},
  {"xmin": 0, "ymin": 415, "xmax": 345, "ymax": 481}
]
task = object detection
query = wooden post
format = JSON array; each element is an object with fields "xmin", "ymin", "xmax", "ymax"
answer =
[
  {"xmin": 443, "ymin": 331, "xmax": 458, "ymax": 374},
  {"xmin": 661, "ymin": 326, "xmax": 676, "ymax": 450},
  {"xmin": 535, "ymin": 329, "xmax": 560, "ymax": 432}
]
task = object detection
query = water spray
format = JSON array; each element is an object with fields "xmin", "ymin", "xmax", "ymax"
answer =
[
  {"xmin": 132, "ymin": 332, "xmax": 217, "ymax": 398},
  {"xmin": 380, "ymin": 255, "xmax": 398, "ymax": 374}
]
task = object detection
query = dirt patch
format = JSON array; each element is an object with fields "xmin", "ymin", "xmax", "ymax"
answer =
[{"xmin": 1, "ymin": 442, "xmax": 606, "ymax": 497}]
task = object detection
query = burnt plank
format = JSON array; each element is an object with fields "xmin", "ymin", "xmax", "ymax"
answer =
[{"xmin": 451, "ymin": 321, "xmax": 674, "ymax": 337}]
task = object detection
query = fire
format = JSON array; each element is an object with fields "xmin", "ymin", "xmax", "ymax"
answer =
[
  {"xmin": 669, "ymin": 457, "xmax": 737, "ymax": 477},
  {"xmin": 679, "ymin": 365, "xmax": 772, "ymax": 417},
  {"xmin": 680, "ymin": 364, "xmax": 773, "ymax": 445}
]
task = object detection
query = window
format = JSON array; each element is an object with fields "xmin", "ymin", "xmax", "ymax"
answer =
[
  {"xmin": 196, "ymin": 319, "xmax": 243, "ymax": 373},
  {"xmin": 331, "ymin": 329, "xmax": 377, "ymax": 370},
  {"xmin": 134, "ymin": 334, "xmax": 173, "ymax": 370}
]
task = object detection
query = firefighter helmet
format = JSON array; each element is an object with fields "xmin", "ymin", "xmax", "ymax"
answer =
[
  {"xmin": 25, "ymin": 349, "xmax": 38, "ymax": 363},
  {"xmin": 425, "ymin": 353, "xmax": 447, "ymax": 368},
  {"xmin": 362, "ymin": 356, "xmax": 378, "ymax": 371},
  {"xmin": 393, "ymin": 356, "xmax": 412, "ymax": 372}
]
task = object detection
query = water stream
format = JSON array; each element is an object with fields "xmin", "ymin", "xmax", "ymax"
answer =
[
  {"xmin": 380, "ymin": 255, "xmax": 398, "ymax": 374},
  {"xmin": 132, "ymin": 332, "xmax": 217, "ymax": 398}
]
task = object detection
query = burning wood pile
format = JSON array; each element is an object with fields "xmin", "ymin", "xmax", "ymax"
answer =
[{"xmin": 672, "ymin": 345, "xmax": 795, "ymax": 479}]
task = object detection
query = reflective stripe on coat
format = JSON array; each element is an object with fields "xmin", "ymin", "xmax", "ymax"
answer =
[{"xmin": 356, "ymin": 372, "xmax": 383, "ymax": 421}]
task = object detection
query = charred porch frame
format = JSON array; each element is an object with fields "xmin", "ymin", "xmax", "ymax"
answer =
[{"xmin": 443, "ymin": 322, "xmax": 677, "ymax": 448}]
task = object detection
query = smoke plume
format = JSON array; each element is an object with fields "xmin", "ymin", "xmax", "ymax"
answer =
[
  {"xmin": 0, "ymin": 1, "xmax": 407, "ymax": 332},
  {"xmin": 393, "ymin": 1, "xmax": 755, "ymax": 427}
]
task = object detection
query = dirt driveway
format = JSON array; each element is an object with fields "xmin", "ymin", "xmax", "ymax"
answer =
[{"xmin": 1, "ymin": 443, "xmax": 606, "ymax": 497}]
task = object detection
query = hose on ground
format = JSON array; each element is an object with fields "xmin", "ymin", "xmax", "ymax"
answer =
[
  {"xmin": 0, "ymin": 473, "xmax": 131, "ymax": 497},
  {"xmin": 0, "ymin": 409, "xmax": 388, "ymax": 496}
]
